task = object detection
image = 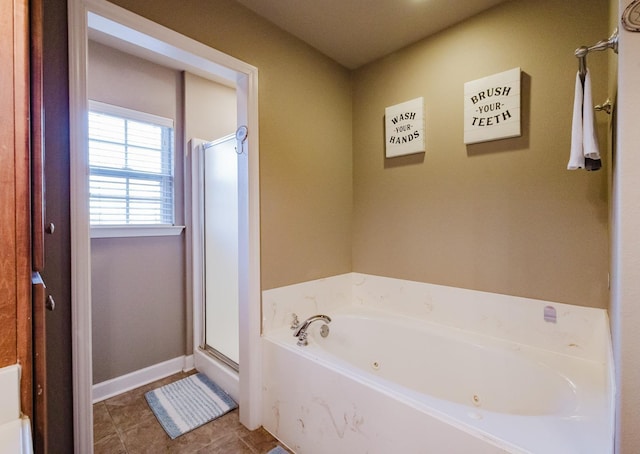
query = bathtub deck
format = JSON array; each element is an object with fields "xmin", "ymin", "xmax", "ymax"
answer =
[
  {"xmin": 262, "ymin": 305, "xmax": 612, "ymax": 454},
  {"xmin": 261, "ymin": 273, "xmax": 614, "ymax": 454}
]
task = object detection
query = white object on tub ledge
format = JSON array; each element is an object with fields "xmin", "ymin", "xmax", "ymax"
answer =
[
  {"xmin": 0, "ymin": 365, "xmax": 20, "ymax": 425},
  {"xmin": 0, "ymin": 365, "xmax": 34, "ymax": 454}
]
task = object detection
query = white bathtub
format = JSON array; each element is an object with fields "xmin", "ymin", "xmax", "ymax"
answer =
[{"xmin": 261, "ymin": 274, "xmax": 613, "ymax": 454}]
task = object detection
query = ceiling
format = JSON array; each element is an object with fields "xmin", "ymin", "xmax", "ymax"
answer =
[{"xmin": 233, "ymin": 0, "xmax": 509, "ymax": 69}]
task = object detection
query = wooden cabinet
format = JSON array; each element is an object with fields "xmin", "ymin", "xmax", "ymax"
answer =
[{"xmin": 0, "ymin": 0, "xmax": 44, "ymax": 439}]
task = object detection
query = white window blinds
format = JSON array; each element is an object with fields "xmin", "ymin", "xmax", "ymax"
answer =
[{"xmin": 88, "ymin": 101, "xmax": 175, "ymax": 226}]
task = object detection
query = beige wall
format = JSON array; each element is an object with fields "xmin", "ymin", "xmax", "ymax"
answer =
[
  {"xmin": 109, "ymin": 0, "xmax": 354, "ymax": 290},
  {"xmin": 91, "ymin": 237, "xmax": 186, "ymax": 382},
  {"xmin": 88, "ymin": 40, "xmax": 179, "ymax": 120},
  {"xmin": 106, "ymin": 0, "xmax": 609, "ymax": 309},
  {"xmin": 352, "ymin": 0, "xmax": 610, "ymax": 309},
  {"xmin": 184, "ymin": 72, "xmax": 236, "ymax": 142},
  {"xmin": 88, "ymin": 41, "xmax": 187, "ymax": 382}
]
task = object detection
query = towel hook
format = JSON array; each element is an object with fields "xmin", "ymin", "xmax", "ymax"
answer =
[
  {"xmin": 575, "ymin": 49, "xmax": 588, "ymax": 78},
  {"xmin": 594, "ymin": 98, "xmax": 612, "ymax": 115}
]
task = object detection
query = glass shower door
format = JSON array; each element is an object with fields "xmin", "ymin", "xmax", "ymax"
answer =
[{"xmin": 203, "ymin": 134, "xmax": 239, "ymax": 369}]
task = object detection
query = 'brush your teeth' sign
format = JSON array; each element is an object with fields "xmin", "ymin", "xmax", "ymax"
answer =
[
  {"xmin": 464, "ymin": 67, "xmax": 521, "ymax": 144},
  {"xmin": 385, "ymin": 97, "xmax": 425, "ymax": 158}
]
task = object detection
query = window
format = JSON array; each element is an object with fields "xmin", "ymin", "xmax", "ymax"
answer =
[{"xmin": 88, "ymin": 101, "xmax": 175, "ymax": 231}]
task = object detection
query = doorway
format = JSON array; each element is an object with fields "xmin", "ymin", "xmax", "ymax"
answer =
[{"xmin": 68, "ymin": 1, "xmax": 262, "ymax": 452}]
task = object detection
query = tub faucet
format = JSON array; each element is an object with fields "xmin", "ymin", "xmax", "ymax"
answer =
[{"xmin": 293, "ymin": 314, "xmax": 331, "ymax": 346}]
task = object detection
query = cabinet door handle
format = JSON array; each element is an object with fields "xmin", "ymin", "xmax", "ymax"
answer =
[
  {"xmin": 45, "ymin": 222, "xmax": 55, "ymax": 234},
  {"xmin": 46, "ymin": 295, "xmax": 55, "ymax": 311}
]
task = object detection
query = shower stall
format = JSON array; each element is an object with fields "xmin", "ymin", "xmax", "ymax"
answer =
[
  {"xmin": 189, "ymin": 135, "xmax": 242, "ymax": 397},
  {"xmin": 202, "ymin": 135, "xmax": 239, "ymax": 368}
]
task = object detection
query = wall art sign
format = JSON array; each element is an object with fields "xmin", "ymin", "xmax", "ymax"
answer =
[
  {"xmin": 463, "ymin": 67, "xmax": 521, "ymax": 145},
  {"xmin": 385, "ymin": 97, "xmax": 425, "ymax": 158}
]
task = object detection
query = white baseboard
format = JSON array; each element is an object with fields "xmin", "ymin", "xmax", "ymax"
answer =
[
  {"xmin": 93, "ymin": 354, "xmax": 195, "ymax": 403},
  {"xmin": 183, "ymin": 354, "xmax": 195, "ymax": 372}
]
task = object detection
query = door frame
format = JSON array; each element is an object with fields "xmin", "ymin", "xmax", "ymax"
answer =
[{"xmin": 67, "ymin": 1, "xmax": 262, "ymax": 452}]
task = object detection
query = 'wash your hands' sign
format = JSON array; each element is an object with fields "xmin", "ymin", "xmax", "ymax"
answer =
[
  {"xmin": 385, "ymin": 97, "xmax": 425, "ymax": 158},
  {"xmin": 464, "ymin": 67, "xmax": 521, "ymax": 145}
]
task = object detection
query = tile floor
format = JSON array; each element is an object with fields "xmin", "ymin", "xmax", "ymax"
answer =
[{"xmin": 93, "ymin": 371, "xmax": 289, "ymax": 453}]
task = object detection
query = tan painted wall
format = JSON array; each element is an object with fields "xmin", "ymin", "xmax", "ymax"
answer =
[
  {"xmin": 352, "ymin": 0, "xmax": 610, "ymax": 308},
  {"xmin": 91, "ymin": 237, "xmax": 186, "ymax": 382},
  {"xmin": 183, "ymin": 72, "xmax": 236, "ymax": 142},
  {"xmin": 109, "ymin": 0, "xmax": 354, "ymax": 290},
  {"xmin": 87, "ymin": 41, "xmax": 179, "ymax": 119},
  {"xmin": 109, "ymin": 0, "xmax": 609, "ymax": 309}
]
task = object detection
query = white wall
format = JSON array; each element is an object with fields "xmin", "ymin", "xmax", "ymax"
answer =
[{"xmin": 612, "ymin": 1, "xmax": 640, "ymax": 451}]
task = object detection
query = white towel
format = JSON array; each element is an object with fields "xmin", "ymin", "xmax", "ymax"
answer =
[
  {"xmin": 567, "ymin": 69, "xmax": 601, "ymax": 170},
  {"xmin": 582, "ymin": 70, "xmax": 600, "ymax": 161},
  {"xmin": 568, "ymin": 72, "xmax": 584, "ymax": 169}
]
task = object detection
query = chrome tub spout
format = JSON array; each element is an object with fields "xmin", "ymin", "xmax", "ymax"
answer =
[{"xmin": 293, "ymin": 314, "xmax": 331, "ymax": 346}]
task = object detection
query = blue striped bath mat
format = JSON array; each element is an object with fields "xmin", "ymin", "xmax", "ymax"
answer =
[{"xmin": 145, "ymin": 373, "xmax": 237, "ymax": 439}]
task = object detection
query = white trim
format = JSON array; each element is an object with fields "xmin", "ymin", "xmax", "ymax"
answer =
[
  {"xmin": 89, "ymin": 100, "xmax": 174, "ymax": 128},
  {"xmin": 69, "ymin": 1, "xmax": 262, "ymax": 451},
  {"xmin": 84, "ymin": 0, "xmax": 247, "ymax": 84},
  {"xmin": 90, "ymin": 225, "xmax": 185, "ymax": 238},
  {"xmin": 182, "ymin": 354, "xmax": 195, "ymax": 372},
  {"xmin": 203, "ymin": 132, "xmax": 236, "ymax": 149},
  {"xmin": 189, "ymin": 139, "xmax": 206, "ymax": 355},
  {"xmin": 68, "ymin": 1, "xmax": 94, "ymax": 452},
  {"xmin": 612, "ymin": 9, "xmax": 640, "ymax": 452},
  {"xmin": 237, "ymin": 68, "xmax": 263, "ymax": 431},
  {"xmin": 92, "ymin": 355, "xmax": 194, "ymax": 403}
]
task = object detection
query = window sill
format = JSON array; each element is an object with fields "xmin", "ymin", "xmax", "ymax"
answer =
[{"xmin": 91, "ymin": 225, "xmax": 185, "ymax": 239}]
